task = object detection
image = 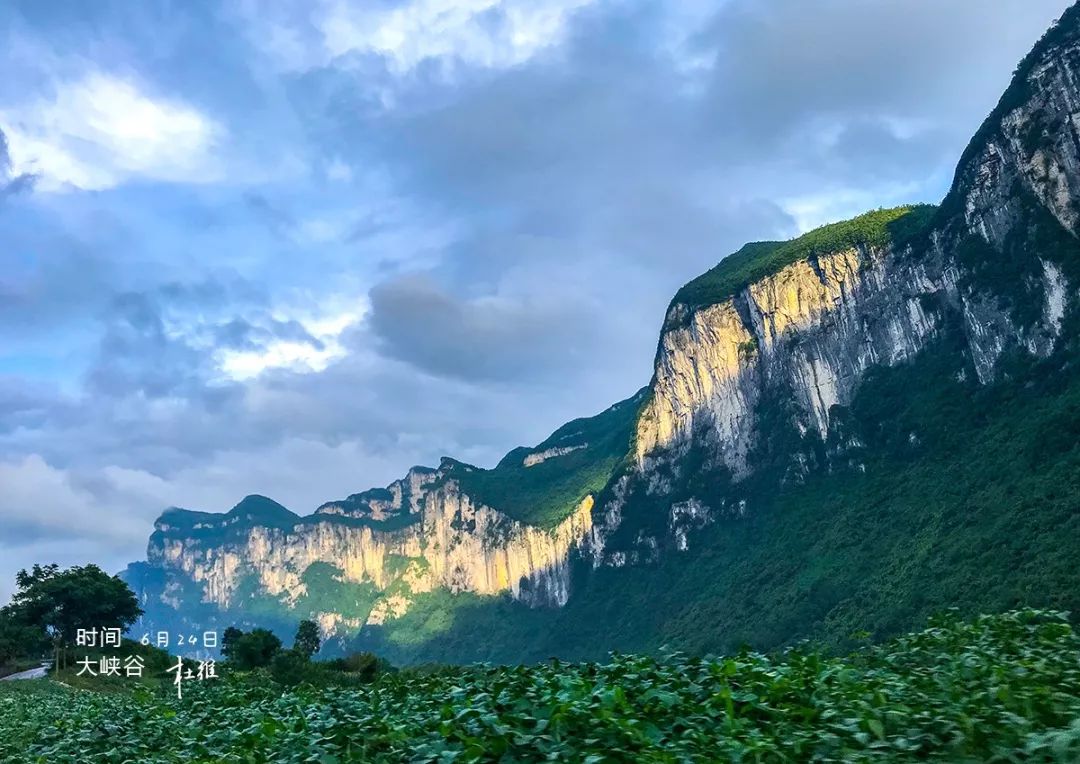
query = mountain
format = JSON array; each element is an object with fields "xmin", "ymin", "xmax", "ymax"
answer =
[{"xmin": 124, "ymin": 6, "xmax": 1080, "ymax": 663}]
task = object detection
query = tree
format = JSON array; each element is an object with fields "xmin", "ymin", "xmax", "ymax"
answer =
[
  {"xmin": 221, "ymin": 626, "xmax": 244, "ymax": 659},
  {"xmin": 224, "ymin": 628, "xmax": 282, "ymax": 670},
  {"xmin": 327, "ymin": 651, "xmax": 394, "ymax": 682},
  {"xmin": 9, "ymin": 564, "xmax": 142, "ymax": 670},
  {"xmin": 270, "ymin": 649, "xmax": 310, "ymax": 686},
  {"xmin": 0, "ymin": 607, "xmax": 46, "ymax": 667},
  {"xmin": 293, "ymin": 619, "xmax": 320, "ymax": 658}
]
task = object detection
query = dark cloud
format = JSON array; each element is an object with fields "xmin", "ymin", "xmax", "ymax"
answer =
[
  {"xmin": 156, "ymin": 277, "xmax": 266, "ymax": 311},
  {"xmin": 367, "ymin": 274, "xmax": 602, "ymax": 383},
  {"xmin": 356, "ymin": 0, "xmax": 1069, "ymax": 236},
  {"xmin": 696, "ymin": 0, "xmax": 1070, "ymax": 164},
  {"xmin": 83, "ymin": 280, "xmax": 316, "ymax": 401},
  {"xmin": 0, "ymin": 376, "xmax": 64, "ymax": 435},
  {"xmin": 243, "ymin": 191, "xmax": 296, "ymax": 236},
  {"xmin": 86, "ymin": 292, "xmax": 211, "ymax": 399},
  {"xmin": 369, "ymin": 12, "xmax": 701, "ymax": 212}
]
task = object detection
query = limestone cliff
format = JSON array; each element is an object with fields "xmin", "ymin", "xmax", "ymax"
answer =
[
  {"xmin": 125, "ymin": 395, "xmax": 636, "ymax": 641},
  {"xmin": 150, "ymin": 481, "xmax": 592, "ymax": 614},
  {"xmin": 589, "ymin": 10, "xmax": 1080, "ymax": 561}
]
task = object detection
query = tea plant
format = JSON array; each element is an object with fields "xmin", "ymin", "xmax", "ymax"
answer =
[{"xmin": 2, "ymin": 609, "xmax": 1080, "ymax": 762}]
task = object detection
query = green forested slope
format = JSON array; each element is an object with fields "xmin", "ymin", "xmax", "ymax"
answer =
[{"xmin": 445, "ymin": 389, "xmax": 646, "ymax": 527}]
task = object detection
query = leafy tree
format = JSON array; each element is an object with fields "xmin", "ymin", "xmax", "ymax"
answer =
[
  {"xmin": 269, "ymin": 648, "xmax": 310, "ymax": 686},
  {"xmin": 293, "ymin": 619, "xmax": 320, "ymax": 658},
  {"xmin": 8, "ymin": 564, "xmax": 141, "ymax": 670},
  {"xmin": 0, "ymin": 608, "xmax": 46, "ymax": 668},
  {"xmin": 223, "ymin": 628, "xmax": 282, "ymax": 670},
  {"xmin": 220, "ymin": 626, "xmax": 244, "ymax": 659}
]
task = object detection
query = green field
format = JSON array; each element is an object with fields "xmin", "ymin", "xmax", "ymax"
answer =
[{"xmin": 3, "ymin": 610, "xmax": 1080, "ymax": 762}]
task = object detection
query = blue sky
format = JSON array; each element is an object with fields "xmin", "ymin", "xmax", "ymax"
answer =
[{"xmin": 0, "ymin": 0, "xmax": 1071, "ymax": 603}]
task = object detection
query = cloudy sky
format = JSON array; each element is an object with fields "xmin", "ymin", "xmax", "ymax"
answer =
[{"xmin": 0, "ymin": 0, "xmax": 1071, "ymax": 604}]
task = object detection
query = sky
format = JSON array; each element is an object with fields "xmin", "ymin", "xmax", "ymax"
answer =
[{"xmin": 0, "ymin": 0, "xmax": 1072, "ymax": 604}]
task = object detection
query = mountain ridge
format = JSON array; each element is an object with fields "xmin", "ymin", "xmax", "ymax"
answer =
[{"xmin": 124, "ymin": 4, "xmax": 1080, "ymax": 663}]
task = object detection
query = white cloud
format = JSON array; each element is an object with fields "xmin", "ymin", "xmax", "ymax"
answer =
[
  {"xmin": 240, "ymin": 0, "xmax": 599, "ymax": 75},
  {"xmin": 295, "ymin": 214, "xmax": 351, "ymax": 244},
  {"xmin": 0, "ymin": 72, "xmax": 222, "ymax": 191},
  {"xmin": 219, "ymin": 340, "xmax": 343, "ymax": 379},
  {"xmin": 217, "ymin": 307, "xmax": 363, "ymax": 380}
]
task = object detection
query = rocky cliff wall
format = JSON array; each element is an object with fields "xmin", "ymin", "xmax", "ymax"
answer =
[
  {"xmin": 600, "ymin": 22, "xmax": 1080, "ymax": 559},
  {"xmin": 147, "ymin": 472, "xmax": 594, "ymax": 628}
]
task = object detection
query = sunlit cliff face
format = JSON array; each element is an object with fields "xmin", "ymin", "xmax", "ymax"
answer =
[
  {"xmin": 634, "ymin": 244, "xmax": 941, "ymax": 479},
  {"xmin": 151, "ymin": 480, "xmax": 594, "ymax": 632}
]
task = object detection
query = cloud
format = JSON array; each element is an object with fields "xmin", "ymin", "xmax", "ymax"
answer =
[
  {"xmin": 367, "ymin": 273, "xmax": 605, "ymax": 382},
  {"xmin": 216, "ymin": 311, "xmax": 360, "ymax": 380},
  {"xmin": 0, "ymin": 127, "xmax": 37, "ymax": 201},
  {"xmin": 0, "ymin": 455, "xmax": 160, "ymax": 549},
  {"xmin": 213, "ymin": 317, "xmax": 324, "ymax": 353},
  {"xmin": 325, "ymin": 156, "xmax": 354, "ymax": 182},
  {"xmin": 696, "ymin": 0, "xmax": 1069, "ymax": 154},
  {"xmin": 85, "ymin": 291, "xmax": 219, "ymax": 399},
  {"xmin": 79, "ymin": 281, "xmax": 367, "ymax": 397},
  {"xmin": 238, "ymin": 0, "xmax": 601, "ymax": 75},
  {"xmin": 0, "ymin": 376, "xmax": 67, "ymax": 436},
  {"xmin": 243, "ymin": 191, "xmax": 296, "ymax": 235},
  {"xmin": 0, "ymin": 72, "xmax": 222, "ymax": 191}
]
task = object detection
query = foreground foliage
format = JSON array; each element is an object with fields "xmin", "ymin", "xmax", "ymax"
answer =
[{"xmin": 3, "ymin": 610, "xmax": 1080, "ymax": 762}]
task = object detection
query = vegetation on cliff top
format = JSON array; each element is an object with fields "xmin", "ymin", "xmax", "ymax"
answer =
[
  {"xmin": 155, "ymin": 496, "xmax": 300, "ymax": 541},
  {"xmin": 671, "ymin": 204, "xmax": 937, "ymax": 315},
  {"xmin": 444, "ymin": 388, "xmax": 647, "ymax": 528},
  {"xmin": 154, "ymin": 488, "xmax": 423, "ymax": 544},
  {"xmin": 3, "ymin": 610, "xmax": 1080, "ymax": 762}
]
